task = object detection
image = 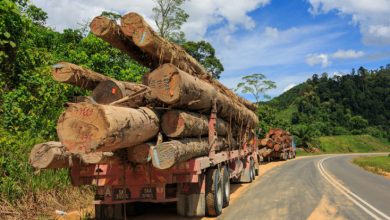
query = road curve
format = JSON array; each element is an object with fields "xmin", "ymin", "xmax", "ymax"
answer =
[{"xmin": 220, "ymin": 153, "xmax": 390, "ymax": 220}]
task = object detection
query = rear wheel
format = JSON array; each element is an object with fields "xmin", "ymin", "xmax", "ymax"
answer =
[
  {"xmin": 250, "ymin": 158, "xmax": 255, "ymax": 181},
  {"xmin": 206, "ymin": 167, "xmax": 223, "ymax": 216},
  {"xmin": 95, "ymin": 204, "xmax": 124, "ymax": 220},
  {"xmin": 221, "ymin": 166, "xmax": 230, "ymax": 207}
]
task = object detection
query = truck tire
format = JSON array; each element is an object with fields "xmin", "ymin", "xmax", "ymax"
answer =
[
  {"xmin": 206, "ymin": 167, "xmax": 223, "ymax": 216},
  {"xmin": 221, "ymin": 166, "xmax": 230, "ymax": 207},
  {"xmin": 250, "ymin": 157, "xmax": 256, "ymax": 181},
  {"xmin": 95, "ymin": 204, "xmax": 124, "ymax": 220}
]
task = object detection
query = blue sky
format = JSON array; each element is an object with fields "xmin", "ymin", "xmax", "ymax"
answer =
[{"xmin": 32, "ymin": 0, "xmax": 390, "ymax": 101}]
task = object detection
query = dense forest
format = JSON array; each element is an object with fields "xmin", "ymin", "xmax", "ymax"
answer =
[{"xmin": 260, "ymin": 66, "xmax": 390, "ymax": 148}]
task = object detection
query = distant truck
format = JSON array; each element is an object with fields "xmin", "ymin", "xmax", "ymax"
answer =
[{"xmin": 258, "ymin": 128, "xmax": 295, "ymax": 161}]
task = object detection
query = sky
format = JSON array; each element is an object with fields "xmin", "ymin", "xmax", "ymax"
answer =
[{"xmin": 32, "ymin": 0, "xmax": 390, "ymax": 101}]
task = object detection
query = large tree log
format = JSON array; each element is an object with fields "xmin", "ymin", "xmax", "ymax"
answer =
[
  {"xmin": 29, "ymin": 142, "xmax": 70, "ymax": 169},
  {"xmin": 90, "ymin": 16, "xmax": 157, "ymax": 68},
  {"xmin": 79, "ymin": 152, "xmax": 116, "ymax": 164},
  {"xmin": 146, "ymin": 64, "xmax": 258, "ymax": 128},
  {"xmin": 151, "ymin": 138, "xmax": 224, "ymax": 169},
  {"xmin": 57, "ymin": 102, "xmax": 160, "ymax": 153},
  {"xmin": 161, "ymin": 110, "xmax": 228, "ymax": 138},
  {"xmin": 52, "ymin": 62, "xmax": 111, "ymax": 89},
  {"xmin": 120, "ymin": 12, "xmax": 257, "ymax": 112},
  {"xmin": 92, "ymin": 79, "xmax": 151, "ymax": 107},
  {"xmin": 127, "ymin": 143, "xmax": 153, "ymax": 164}
]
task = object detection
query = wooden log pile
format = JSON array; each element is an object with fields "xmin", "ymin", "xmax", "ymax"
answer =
[
  {"xmin": 258, "ymin": 128, "xmax": 292, "ymax": 158},
  {"xmin": 29, "ymin": 12, "xmax": 258, "ymax": 170}
]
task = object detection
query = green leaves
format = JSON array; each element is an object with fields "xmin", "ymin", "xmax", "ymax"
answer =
[
  {"xmin": 152, "ymin": 0, "xmax": 189, "ymax": 43},
  {"xmin": 182, "ymin": 40, "xmax": 224, "ymax": 79},
  {"xmin": 235, "ymin": 73, "xmax": 276, "ymax": 103},
  {"xmin": 0, "ymin": 1, "xmax": 148, "ymax": 202}
]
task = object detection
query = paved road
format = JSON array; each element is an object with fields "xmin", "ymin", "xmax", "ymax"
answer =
[{"xmin": 220, "ymin": 153, "xmax": 390, "ymax": 220}]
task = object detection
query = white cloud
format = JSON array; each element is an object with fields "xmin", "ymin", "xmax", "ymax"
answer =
[
  {"xmin": 264, "ymin": 26, "xmax": 279, "ymax": 38},
  {"xmin": 306, "ymin": 53, "xmax": 330, "ymax": 67},
  {"xmin": 332, "ymin": 72, "xmax": 343, "ymax": 77},
  {"xmin": 283, "ymin": 83, "xmax": 296, "ymax": 92},
  {"xmin": 32, "ymin": 0, "xmax": 270, "ymax": 40},
  {"xmin": 332, "ymin": 49, "xmax": 364, "ymax": 59},
  {"xmin": 305, "ymin": 49, "xmax": 365, "ymax": 67},
  {"xmin": 308, "ymin": 0, "xmax": 390, "ymax": 45},
  {"xmin": 213, "ymin": 24, "xmax": 342, "ymax": 73}
]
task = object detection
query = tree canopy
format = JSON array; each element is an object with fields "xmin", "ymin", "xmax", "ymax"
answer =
[
  {"xmin": 152, "ymin": 0, "xmax": 189, "ymax": 44},
  {"xmin": 182, "ymin": 40, "xmax": 224, "ymax": 79},
  {"xmin": 235, "ymin": 73, "xmax": 276, "ymax": 103}
]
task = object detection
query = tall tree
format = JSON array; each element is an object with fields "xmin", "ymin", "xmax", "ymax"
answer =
[
  {"xmin": 152, "ymin": 0, "xmax": 189, "ymax": 43},
  {"xmin": 182, "ymin": 40, "xmax": 224, "ymax": 79},
  {"xmin": 235, "ymin": 73, "xmax": 276, "ymax": 104}
]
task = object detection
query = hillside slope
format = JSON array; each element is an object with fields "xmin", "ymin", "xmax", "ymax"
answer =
[
  {"xmin": 319, "ymin": 135, "xmax": 390, "ymax": 153},
  {"xmin": 262, "ymin": 67, "xmax": 390, "ymax": 143}
]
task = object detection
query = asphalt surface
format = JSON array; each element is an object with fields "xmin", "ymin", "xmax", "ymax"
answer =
[{"xmin": 220, "ymin": 153, "xmax": 390, "ymax": 220}]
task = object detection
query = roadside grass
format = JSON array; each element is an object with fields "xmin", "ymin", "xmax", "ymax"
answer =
[
  {"xmin": 318, "ymin": 135, "xmax": 390, "ymax": 153},
  {"xmin": 296, "ymin": 135, "xmax": 390, "ymax": 157},
  {"xmin": 295, "ymin": 149, "xmax": 322, "ymax": 157},
  {"xmin": 0, "ymin": 128, "xmax": 94, "ymax": 219},
  {"xmin": 352, "ymin": 155, "xmax": 390, "ymax": 176}
]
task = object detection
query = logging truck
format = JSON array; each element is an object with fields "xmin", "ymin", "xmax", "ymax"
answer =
[
  {"xmin": 28, "ymin": 11, "xmax": 265, "ymax": 219},
  {"xmin": 69, "ymin": 107, "xmax": 260, "ymax": 219},
  {"xmin": 258, "ymin": 128, "xmax": 296, "ymax": 161}
]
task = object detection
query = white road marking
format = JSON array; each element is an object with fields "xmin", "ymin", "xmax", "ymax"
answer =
[{"xmin": 317, "ymin": 156, "xmax": 390, "ymax": 220}]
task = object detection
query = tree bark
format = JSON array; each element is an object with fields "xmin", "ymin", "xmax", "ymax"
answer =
[
  {"xmin": 90, "ymin": 16, "xmax": 157, "ymax": 69},
  {"xmin": 161, "ymin": 110, "xmax": 228, "ymax": 138},
  {"xmin": 78, "ymin": 152, "xmax": 117, "ymax": 164},
  {"xmin": 92, "ymin": 79, "xmax": 151, "ymax": 107},
  {"xmin": 52, "ymin": 62, "xmax": 111, "ymax": 90},
  {"xmin": 151, "ymin": 138, "xmax": 225, "ymax": 169},
  {"xmin": 57, "ymin": 102, "xmax": 160, "ymax": 153},
  {"xmin": 29, "ymin": 142, "xmax": 70, "ymax": 169},
  {"xmin": 146, "ymin": 64, "xmax": 258, "ymax": 128},
  {"xmin": 120, "ymin": 12, "xmax": 257, "ymax": 112},
  {"xmin": 127, "ymin": 143, "xmax": 153, "ymax": 164}
]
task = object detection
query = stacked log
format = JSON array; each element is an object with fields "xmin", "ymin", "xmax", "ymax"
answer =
[
  {"xmin": 57, "ymin": 102, "xmax": 159, "ymax": 153},
  {"xmin": 258, "ymin": 128, "xmax": 292, "ymax": 158},
  {"xmin": 52, "ymin": 62, "xmax": 111, "ymax": 89},
  {"xmin": 29, "ymin": 12, "xmax": 258, "ymax": 170}
]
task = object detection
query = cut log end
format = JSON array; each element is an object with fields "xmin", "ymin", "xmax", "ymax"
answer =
[
  {"xmin": 128, "ymin": 143, "xmax": 152, "ymax": 164},
  {"xmin": 151, "ymin": 142, "xmax": 177, "ymax": 170},
  {"xmin": 121, "ymin": 12, "xmax": 153, "ymax": 47},
  {"xmin": 148, "ymin": 64, "xmax": 181, "ymax": 104},
  {"xmin": 57, "ymin": 102, "xmax": 159, "ymax": 154},
  {"xmin": 161, "ymin": 111, "xmax": 186, "ymax": 137},
  {"xmin": 57, "ymin": 102, "xmax": 108, "ymax": 153},
  {"xmin": 90, "ymin": 16, "xmax": 113, "ymax": 37},
  {"xmin": 29, "ymin": 142, "xmax": 69, "ymax": 169},
  {"xmin": 92, "ymin": 80, "xmax": 126, "ymax": 104},
  {"xmin": 52, "ymin": 62, "xmax": 76, "ymax": 83}
]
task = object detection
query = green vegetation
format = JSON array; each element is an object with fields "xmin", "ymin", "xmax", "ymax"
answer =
[
  {"xmin": 0, "ymin": 0, "xmax": 147, "ymax": 205},
  {"xmin": 260, "ymin": 65, "xmax": 390, "ymax": 150},
  {"xmin": 319, "ymin": 135, "xmax": 390, "ymax": 153},
  {"xmin": 353, "ymin": 156, "xmax": 390, "ymax": 175}
]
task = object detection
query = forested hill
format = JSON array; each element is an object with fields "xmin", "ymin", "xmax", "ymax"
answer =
[{"xmin": 261, "ymin": 66, "xmax": 390, "ymax": 142}]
